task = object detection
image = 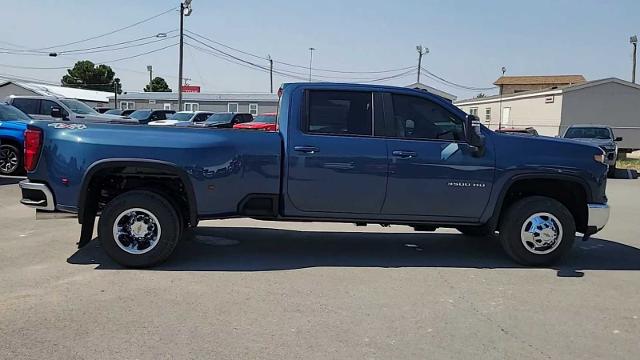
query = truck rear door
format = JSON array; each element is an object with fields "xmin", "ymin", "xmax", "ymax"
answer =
[{"xmin": 285, "ymin": 89, "xmax": 388, "ymax": 215}]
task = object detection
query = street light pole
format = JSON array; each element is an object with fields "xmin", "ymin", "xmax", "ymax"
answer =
[
  {"xmin": 416, "ymin": 45, "xmax": 429, "ymax": 83},
  {"xmin": 498, "ymin": 66, "xmax": 506, "ymax": 131},
  {"xmin": 178, "ymin": 0, "xmax": 192, "ymax": 111},
  {"xmin": 308, "ymin": 47, "xmax": 315, "ymax": 82},
  {"xmin": 631, "ymin": 35, "xmax": 638, "ymax": 84}
]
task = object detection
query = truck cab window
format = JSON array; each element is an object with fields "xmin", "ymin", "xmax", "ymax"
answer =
[
  {"xmin": 391, "ymin": 94, "xmax": 464, "ymax": 141},
  {"xmin": 307, "ymin": 91, "xmax": 372, "ymax": 136},
  {"xmin": 11, "ymin": 98, "xmax": 39, "ymax": 115}
]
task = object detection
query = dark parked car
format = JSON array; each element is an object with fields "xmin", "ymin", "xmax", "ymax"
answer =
[
  {"xmin": 104, "ymin": 109, "xmax": 135, "ymax": 117},
  {"xmin": 201, "ymin": 112, "xmax": 253, "ymax": 128},
  {"xmin": 128, "ymin": 109, "xmax": 176, "ymax": 125},
  {"xmin": 495, "ymin": 127, "xmax": 539, "ymax": 136},
  {"xmin": 94, "ymin": 107, "xmax": 114, "ymax": 114},
  {"xmin": 562, "ymin": 125, "xmax": 622, "ymax": 176}
]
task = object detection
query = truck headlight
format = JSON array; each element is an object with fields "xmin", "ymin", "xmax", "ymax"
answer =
[{"xmin": 594, "ymin": 154, "xmax": 606, "ymax": 163}]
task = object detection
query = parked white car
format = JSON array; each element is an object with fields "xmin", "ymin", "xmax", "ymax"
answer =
[{"xmin": 148, "ymin": 111, "xmax": 214, "ymax": 126}]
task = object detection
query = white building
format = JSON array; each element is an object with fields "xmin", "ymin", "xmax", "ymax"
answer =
[
  {"xmin": 0, "ymin": 81, "xmax": 112, "ymax": 107},
  {"xmin": 454, "ymin": 78, "xmax": 640, "ymax": 151}
]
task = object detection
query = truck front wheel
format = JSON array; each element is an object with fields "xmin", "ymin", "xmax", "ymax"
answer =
[
  {"xmin": 98, "ymin": 190, "xmax": 181, "ymax": 268},
  {"xmin": 499, "ymin": 196, "xmax": 576, "ymax": 266}
]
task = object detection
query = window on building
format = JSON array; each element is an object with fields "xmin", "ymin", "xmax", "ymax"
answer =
[
  {"xmin": 120, "ymin": 101, "xmax": 135, "ymax": 110},
  {"xmin": 485, "ymin": 108, "xmax": 491, "ymax": 122},
  {"xmin": 163, "ymin": 103, "xmax": 172, "ymax": 110},
  {"xmin": 391, "ymin": 94, "xmax": 464, "ymax": 141},
  {"xmin": 228, "ymin": 103, "xmax": 239, "ymax": 113},
  {"xmin": 249, "ymin": 103, "xmax": 259, "ymax": 116},
  {"xmin": 184, "ymin": 102, "xmax": 199, "ymax": 111},
  {"xmin": 306, "ymin": 90, "xmax": 372, "ymax": 136},
  {"xmin": 469, "ymin": 107, "xmax": 478, "ymax": 117}
]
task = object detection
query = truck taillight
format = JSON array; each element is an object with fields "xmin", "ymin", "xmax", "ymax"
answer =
[{"xmin": 24, "ymin": 128, "xmax": 42, "ymax": 172}]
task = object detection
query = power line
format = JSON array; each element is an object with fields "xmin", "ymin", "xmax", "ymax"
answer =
[
  {"xmin": 185, "ymin": 29, "xmax": 415, "ymax": 74},
  {"xmin": 185, "ymin": 35, "xmax": 419, "ymax": 83},
  {"xmin": 29, "ymin": 7, "xmax": 178, "ymax": 51},
  {"xmin": 420, "ymin": 67, "xmax": 496, "ymax": 91},
  {"xmin": 0, "ymin": 43, "xmax": 178, "ymax": 70},
  {"xmin": 184, "ymin": 42, "xmax": 311, "ymax": 82}
]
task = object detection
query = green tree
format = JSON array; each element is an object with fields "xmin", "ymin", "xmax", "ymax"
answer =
[
  {"xmin": 144, "ymin": 77, "xmax": 172, "ymax": 92},
  {"xmin": 61, "ymin": 60, "xmax": 121, "ymax": 93}
]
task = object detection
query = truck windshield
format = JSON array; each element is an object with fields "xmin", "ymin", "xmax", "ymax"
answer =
[
  {"xmin": 564, "ymin": 127, "xmax": 611, "ymax": 140},
  {"xmin": 204, "ymin": 113, "xmax": 234, "ymax": 125},
  {"xmin": 253, "ymin": 114, "xmax": 276, "ymax": 124},
  {"xmin": 0, "ymin": 103, "xmax": 31, "ymax": 121},
  {"xmin": 60, "ymin": 99, "xmax": 99, "ymax": 115},
  {"xmin": 129, "ymin": 110, "xmax": 152, "ymax": 120},
  {"xmin": 169, "ymin": 112, "xmax": 194, "ymax": 122}
]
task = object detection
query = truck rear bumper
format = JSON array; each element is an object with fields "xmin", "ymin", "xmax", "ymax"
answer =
[
  {"xmin": 587, "ymin": 203, "xmax": 610, "ymax": 231},
  {"xmin": 19, "ymin": 180, "xmax": 55, "ymax": 211}
]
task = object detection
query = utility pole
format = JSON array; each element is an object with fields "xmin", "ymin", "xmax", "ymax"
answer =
[
  {"xmin": 178, "ymin": 0, "xmax": 193, "ymax": 111},
  {"xmin": 113, "ymin": 78, "xmax": 119, "ymax": 108},
  {"xmin": 498, "ymin": 66, "xmax": 506, "ymax": 130},
  {"xmin": 631, "ymin": 35, "xmax": 638, "ymax": 84},
  {"xmin": 147, "ymin": 65, "xmax": 153, "ymax": 92},
  {"xmin": 308, "ymin": 47, "xmax": 316, "ymax": 82},
  {"xmin": 416, "ymin": 45, "xmax": 429, "ymax": 83},
  {"xmin": 267, "ymin": 54, "xmax": 273, "ymax": 93}
]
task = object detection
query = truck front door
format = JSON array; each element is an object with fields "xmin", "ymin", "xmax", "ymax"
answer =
[
  {"xmin": 286, "ymin": 90, "xmax": 388, "ymax": 215},
  {"xmin": 381, "ymin": 92, "xmax": 494, "ymax": 220}
]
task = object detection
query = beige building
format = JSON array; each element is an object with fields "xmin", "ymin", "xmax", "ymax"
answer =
[
  {"xmin": 494, "ymin": 75, "xmax": 586, "ymax": 95},
  {"xmin": 454, "ymin": 78, "xmax": 640, "ymax": 151}
]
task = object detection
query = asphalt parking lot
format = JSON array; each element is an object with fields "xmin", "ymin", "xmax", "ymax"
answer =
[{"xmin": 1, "ymin": 177, "xmax": 639, "ymax": 359}]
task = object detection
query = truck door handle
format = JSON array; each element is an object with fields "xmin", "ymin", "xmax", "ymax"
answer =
[
  {"xmin": 392, "ymin": 150, "xmax": 417, "ymax": 158},
  {"xmin": 294, "ymin": 146, "xmax": 319, "ymax": 154}
]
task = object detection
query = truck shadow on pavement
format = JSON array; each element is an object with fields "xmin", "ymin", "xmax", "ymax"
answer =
[
  {"xmin": 0, "ymin": 176, "xmax": 23, "ymax": 186},
  {"xmin": 67, "ymin": 226, "xmax": 640, "ymax": 276}
]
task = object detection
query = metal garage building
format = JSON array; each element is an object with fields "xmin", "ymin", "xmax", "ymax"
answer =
[
  {"xmin": 0, "ymin": 81, "xmax": 112, "ymax": 108},
  {"xmin": 455, "ymin": 78, "xmax": 640, "ymax": 151},
  {"xmin": 109, "ymin": 92, "xmax": 280, "ymax": 116}
]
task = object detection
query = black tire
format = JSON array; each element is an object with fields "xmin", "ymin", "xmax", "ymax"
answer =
[
  {"xmin": 499, "ymin": 196, "xmax": 576, "ymax": 266},
  {"xmin": 0, "ymin": 144, "xmax": 22, "ymax": 176},
  {"xmin": 98, "ymin": 190, "xmax": 181, "ymax": 268},
  {"xmin": 456, "ymin": 224, "xmax": 494, "ymax": 237},
  {"xmin": 608, "ymin": 162, "xmax": 617, "ymax": 178}
]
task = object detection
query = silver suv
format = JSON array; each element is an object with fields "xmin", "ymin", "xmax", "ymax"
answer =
[{"xmin": 6, "ymin": 96, "xmax": 137, "ymax": 124}]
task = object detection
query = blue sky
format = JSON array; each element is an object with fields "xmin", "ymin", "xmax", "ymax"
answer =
[{"xmin": 1, "ymin": 0, "xmax": 638, "ymax": 99}]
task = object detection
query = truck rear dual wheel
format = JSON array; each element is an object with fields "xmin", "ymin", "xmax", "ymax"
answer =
[
  {"xmin": 499, "ymin": 196, "xmax": 576, "ymax": 266},
  {"xmin": 98, "ymin": 190, "xmax": 181, "ymax": 268}
]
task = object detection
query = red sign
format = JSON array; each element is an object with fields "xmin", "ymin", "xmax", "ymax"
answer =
[{"xmin": 181, "ymin": 85, "xmax": 201, "ymax": 93}]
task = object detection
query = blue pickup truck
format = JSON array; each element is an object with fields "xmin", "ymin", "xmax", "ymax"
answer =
[
  {"xmin": 18, "ymin": 83, "xmax": 610, "ymax": 267},
  {"xmin": 0, "ymin": 103, "xmax": 30, "ymax": 175}
]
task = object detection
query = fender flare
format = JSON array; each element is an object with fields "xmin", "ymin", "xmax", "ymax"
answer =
[
  {"xmin": 484, "ymin": 172, "xmax": 592, "ymax": 228},
  {"xmin": 77, "ymin": 158, "xmax": 199, "ymax": 226}
]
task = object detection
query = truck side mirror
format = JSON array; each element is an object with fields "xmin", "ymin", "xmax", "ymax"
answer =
[
  {"xmin": 615, "ymin": 136, "xmax": 623, "ymax": 142},
  {"xmin": 50, "ymin": 106, "xmax": 64, "ymax": 119},
  {"xmin": 465, "ymin": 114, "xmax": 485, "ymax": 156}
]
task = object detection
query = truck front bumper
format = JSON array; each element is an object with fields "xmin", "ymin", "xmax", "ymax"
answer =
[
  {"xmin": 19, "ymin": 180, "xmax": 55, "ymax": 211},
  {"xmin": 587, "ymin": 203, "xmax": 610, "ymax": 232}
]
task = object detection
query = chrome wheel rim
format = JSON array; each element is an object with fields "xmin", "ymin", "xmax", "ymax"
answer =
[
  {"xmin": 520, "ymin": 212, "xmax": 563, "ymax": 255},
  {"xmin": 0, "ymin": 147, "xmax": 18, "ymax": 174},
  {"xmin": 112, "ymin": 208, "xmax": 161, "ymax": 255}
]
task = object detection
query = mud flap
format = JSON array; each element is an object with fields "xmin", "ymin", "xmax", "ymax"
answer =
[{"xmin": 77, "ymin": 203, "xmax": 97, "ymax": 248}]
